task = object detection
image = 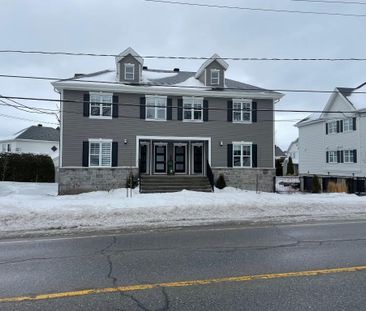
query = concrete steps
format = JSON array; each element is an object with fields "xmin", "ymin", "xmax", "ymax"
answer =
[{"xmin": 140, "ymin": 175, "xmax": 213, "ymax": 193}]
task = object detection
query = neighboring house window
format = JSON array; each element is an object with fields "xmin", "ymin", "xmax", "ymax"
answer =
[
  {"xmin": 146, "ymin": 95, "xmax": 167, "ymax": 121},
  {"xmin": 90, "ymin": 93, "xmax": 113, "ymax": 118},
  {"xmin": 344, "ymin": 150, "xmax": 355, "ymax": 163},
  {"xmin": 89, "ymin": 140, "xmax": 112, "ymax": 167},
  {"xmin": 124, "ymin": 63, "xmax": 134, "ymax": 80},
  {"xmin": 233, "ymin": 99, "xmax": 252, "ymax": 123},
  {"xmin": 183, "ymin": 97, "xmax": 203, "ymax": 121},
  {"xmin": 327, "ymin": 121, "xmax": 337, "ymax": 134},
  {"xmin": 7, "ymin": 144, "xmax": 11, "ymax": 152},
  {"xmin": 211, "ymin": 69, "xmax": 219, "ymax": 85},
  {"xmin": 233, "ymin": 143, "xmax": 252, "ymax": 167},
  {"xmin": 328, "ymin": 151, "xmax": 337, "ymax": 163},
  {"xmin": 343, "ymin": 118, "xmax": 353, "ymax": 132}
]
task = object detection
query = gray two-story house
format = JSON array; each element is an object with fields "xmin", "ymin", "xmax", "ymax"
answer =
[{"xmin": 53, "ymin": 47, "xmax": 283, "ymax": 194}]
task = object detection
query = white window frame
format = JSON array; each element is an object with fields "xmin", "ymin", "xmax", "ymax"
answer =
[
  {"xmin": 145, "ymin": 95, "xmax": 167, "ymax": 121},
  {"xmin": 233, "ymin": 142, "xmax": 252, "ymax": 168},
  {"xmin": 88, "ymin": 139, "xmax": 112, "ymax": 168},
  {"xmin": 343, "ymin": 118, "xmax": 353, "ymax": 132},
  {"xmin": 183, "ymin": 96, "xmax": 203, "ymax": 122},
  {"xmin": 327, "ymin": 120, "xmax": 338, "ymax": 134},
  {"xmin": 124, "ymin": 63, "xmax": 135, "ymax": 80},
  {"xmin": 232, "ymin": 99, "xmax": 252, "ymax": 123},
  {"xmin": 344, "ymin": 150, "xmax": 355, "ymax": 163},
  {"xmin": 328, "ymin": 151, "xmax": 337, "ymax": 164},
  {"xmin": 89, "ymin": 92, "xmax": 113, "ymax": 119},
  {"xmin": 210, "ymin": 69, "xmax": 220, "ymax": 85}
]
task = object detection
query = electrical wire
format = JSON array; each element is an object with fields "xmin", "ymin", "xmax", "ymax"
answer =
[
  {"xmin": 144, "ymin": 0, "xmax": 366, "ymax": 17},
  {"xmin": 291, "ymin": 0, "xmax": 366, "ymax": 5}
]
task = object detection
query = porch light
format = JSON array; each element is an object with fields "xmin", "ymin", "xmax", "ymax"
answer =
[
  {"xmin": 124, "ymin": 139, "xmax": 128, "ymax": 144},
  {"xmin": 220, "ymin": 141, "xmax": 224, "ymax": 147}
]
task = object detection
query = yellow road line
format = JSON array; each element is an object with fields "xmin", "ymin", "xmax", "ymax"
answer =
[{"xmin": 1, "ymin": 265, "xmax": 366, "ymax": 303}]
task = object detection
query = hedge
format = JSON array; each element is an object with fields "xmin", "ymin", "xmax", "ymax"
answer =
[{"xmin": 0, "ymin": 153, "xmax": 55, "ymax": 182}]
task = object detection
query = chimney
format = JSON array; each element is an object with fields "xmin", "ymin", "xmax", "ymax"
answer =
[
  {"xmin": 38, "ymin": 124, "xmax": 42, "ymax": 127},
  {"xmin": 173, "ymin": 68, "xmax": 180, "ymax": 72},
  {"xmin": 143, "ymin": 66, "xmax": 148, "ymax": 70},
  {"xmin": 74, "ymin": 73, "xmax": 84, "ymax": 78}
]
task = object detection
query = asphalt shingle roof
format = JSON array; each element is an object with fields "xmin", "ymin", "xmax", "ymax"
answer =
[{"xmin": 16, "ymin": 126, "xmax": 59, "ymax": 142}]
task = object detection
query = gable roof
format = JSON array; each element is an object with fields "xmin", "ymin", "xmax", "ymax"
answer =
[
  {"xmin": 275, "ymin": 145, "xmax": 286, "ymax": 158},
  {"xmin": 14, "ymin": 125, "xmax": 59, "ymax": 142},
  {"xmin": 115, "ymin": 47, "xmax": 144, "ymax": 65},
  {"xmin": 195, "ymin": 53, "xmax": 229, "ymax": 79}
]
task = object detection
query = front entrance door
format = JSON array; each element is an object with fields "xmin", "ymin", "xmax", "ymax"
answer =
[
  {"xmin": 174, "ymin": 144, "xmax": 186, "ymax": 173},
  {"xmin": 192, "ymin": 143, "xmax": 204, "ymax": 174},
  {"xmin": 154, "ymin": 144, "xmax": 167, "ymax": 174}
]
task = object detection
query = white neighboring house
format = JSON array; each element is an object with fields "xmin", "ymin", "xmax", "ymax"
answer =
[
  {"xmin": 0, "ymin": 125, "xmax": 60, "ymax": 166},
  {"xmin": 283, "ymin": 138, "xmax": 299, "ymax": 176},
  {"xmin": 295, "ymin": 82, "xmax": 366, "ymax": 193}
]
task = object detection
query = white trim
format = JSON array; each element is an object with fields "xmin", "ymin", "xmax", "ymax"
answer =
[
  {"xmin": 232, "ymin": 98, "xmax": 252, "ymax": 124},
  {"xmin": 53, "ymin": 82, "xmax": 283, "ymax": 100},
  {"xmin": 182, "ymin": 96, "xmax": 203, "ymax": 122},
  {"xmin": 210, "ymin": 69, "xmax": 220, "ymax": 85},
  {"xmin": 124, "ymin": 63, "xmax": 135, "ymax": 80},
  {"xmin": 88, "ymin": 139, "xmax": 113, "ymax": 168},
  {"xmin": 60, "ymin": 89, "xmax": 64, "ymax": 167},
  {"xmin": 135, "ymin": 136, "xmax": 211, "ymax": 167},
  {"xmin": 89, "ymin": 92, "xmax": 113, "ymax": 119},
  {"xmin": 145, "ymin": 95, "xmax": 167, "ymax": 121},
  {"xmin": 232, "ymin": 142, "xmax": 253, "ymax": 168},
  {"xmin": 195, "ymin": 53, "xmax": 229, "ymax": 79}
]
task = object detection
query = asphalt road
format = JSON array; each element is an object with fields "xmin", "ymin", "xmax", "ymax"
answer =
[{"xmin": 0, "ymin": 220, "xmax": 366, "ymax": 310}]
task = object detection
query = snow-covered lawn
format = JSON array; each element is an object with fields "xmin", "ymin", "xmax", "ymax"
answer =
[{"xmin": 1, "ymin": 182, "xmax": 366, "ymax": 235}]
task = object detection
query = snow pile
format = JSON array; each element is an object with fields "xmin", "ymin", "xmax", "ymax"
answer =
[{"xmin": 0, "ymin": 182, "xmax": 366, "ymax": 234}]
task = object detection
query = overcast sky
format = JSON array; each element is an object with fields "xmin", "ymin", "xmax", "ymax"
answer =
[{"xmin": 1, "ymin": 0, "xmax": 365, "ymax": 150}]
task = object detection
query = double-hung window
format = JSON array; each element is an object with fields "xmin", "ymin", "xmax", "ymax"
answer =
[
  {"xmin": 343, "ymin": 118, "xmax": 353, "ymax": 132},
  {"xmin": 124, "ymin": 63, "xmax": 134, "ymax": 80},
  {"xmin": 344, "ymin": 150, "xmax": 355, "ymax": 163},
  {"xmin": 328, "ymin": 151, "xmax": 337, "ymax": 163},
  {"xmin": 211, "ymin": 69, "xmax": 219, "ymax": 85},
  {"xmin": 89, "ymin": 140, "xmax": 112, "ymax": 167},
  {"xmin": 327, "ymin": 121, "xmax": 337, "ymax": 134},
  {"xmin": 233, "ymin": 143, "xmax": 252, "ymax": 167},
  {"xmin": 146, "ymin": 95, "xmax": 167, "ymax": 121},
  {"xmin": 90, "ymin": 93, "xmax": 113, "ymax": 118},
  {"xmin": 233, "ymin": 99, "xmax": 252, "ymax": 123},
  {"xmin": 183, "ymin": 97, "xmax": 203, "ymax": 121}
]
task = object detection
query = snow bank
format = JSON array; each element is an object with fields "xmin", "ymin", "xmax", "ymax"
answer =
[{"xmin": 1, "ymin": 182, "xmax": 366, "ymax": 234}]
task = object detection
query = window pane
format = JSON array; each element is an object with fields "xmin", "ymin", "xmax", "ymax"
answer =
[
  {"xmin": 184, "ymin": 110, "xmax": 192, "ymax": 120},
  {"xmin": 243, "ymin": 146, "xmax": 251, "ymax": 156},
  {"xmin": 184, "ymin": 103, "xmax": 192, "ymax": 109},
  {"xmin": 242, "ymin": 157, "xmax": 251, "ymax": 167},
  {"xmin": 90, "ymin": 94, "xmax": 99, "ymax": 103},
  {"xmin": 243, "ymin": 112, "xmax": 251, "ymax": 121},
  {"xmin": 233, "ymin": 112, "xmax": 241, "ymax": 121},
  {"xmin": 91, "ymin": 104, "xmax": 100, "ymax": 116},
  {"xmin": 90, "ymin": 155, "xmax": 99, "ymax": 166},
  {"xmin": 194, "ymin": 110, "xmax": 202, "ymax": 120},
  {"xmin": 233, "ymin": 156, "xmax": 241, "ymax": 167},
  {"xmin": 101, "ymin": 95, "xmax": 112, "ymax": 103},
  {"xmin": 157, "ymin": 108, "xmax": 166, "ymax": 119},
  {"xmin": 90, "ymin": 143, "xmax": 100, "ymax": 155},
  {"xmin": 102, "ymin": 104, "xmax": 112, "ymax": 116},
  {"xmin": 146, "ymin": 107, "xmax": 155, "ymax": 119},
  {"xmin": 101, "ymin": 143, "xmax": 111, "ymax": 166},
  {"xmin": 233, "ymin": 102, "xmax": 241, "ymax": 110}
]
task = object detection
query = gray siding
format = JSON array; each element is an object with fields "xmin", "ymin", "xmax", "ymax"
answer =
[
  {"xmin": 204, "ymin": 60, "xmax": 225, "ymax": 88},
  {"xmin": 62, "ymin": 90, "xmax": 274, "ymax": 168},
  {"xmin": 117, "ymin": 54, "xmax": 141, "ymax": 83}
]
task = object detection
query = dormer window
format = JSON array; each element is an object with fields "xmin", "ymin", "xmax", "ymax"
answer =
[
  {"xmin": 211, "ymin": 69, "xmax": 220, "ymax": 85},
  {"xmin": 124, "ymin": 63, "xmax": 135, "ymax": 80}
]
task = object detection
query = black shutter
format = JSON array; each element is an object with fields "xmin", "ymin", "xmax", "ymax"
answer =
[
  {"xmin": 326, "ymin": 123, "xmax": 328, "ymax": 135},
  {"xmin": 340, "ymin": 151, "xmax": 344, "ymax": 163},
  {"xmin": 112, "ymin": 95, "xmax": 119, "ymax": 118},
  {"xmin": 177, "ymin": 98, "xmax": 183, "ymax": 121},
  {"xmin": 353, "ymin": 117, "xmax": 357, "ymax": 131},
  {"xmin": 203, "ymin": 100, "xmax": 209, "ymax": 121},
  {"xmin": 112, "ymin": 142, "xmax": 118, "ymax": 167},
  {"xmin": 336, "ymin": 121, "xmax": 340, "ymax": 133},
  {"xmin": 340, "ymin": 120, "xmax": 343, "ymax": 133},
  {"xmin": 82, "ymin": 141, "xmax": 89, "ymax": 167},
  {"xmin": 354, "ymin": 149, "xmax": 357, "ymax": 163},
  {"xmin": 227, "ymin": 144, "xmax": 233, "ymax": 167},
  {"xmin": 252, "ymin": 102, "xmax": 257, "ymax": 123},
  {"xmin": 337, "ymin": 150, "xmax": 341, "ymax": 163},
  {"xmin": 326, "ymin": 151, "xmax": 329, "ymax": 163},
  {"xmin": 227, "ymin": 100, "xmax": 233, "ymax": 122},
  {"xmin": 83, "ymin": 94, "xmax": 90, "ymax": 117},
  {"xmin": 140, "ymin": 97, "xmax": 146, "ymax": 119},
  {"xmin": 167, "ymin": 98, "xmax": 173, "ymax": 120},
  {"xmin": 252, "ymin": 144, "xmax": 257, "ymax": 167}
]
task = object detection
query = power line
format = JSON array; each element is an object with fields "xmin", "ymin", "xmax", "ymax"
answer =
[
  {"xmin": 144, "ymin": 0, "xmax": 366, "ymax": 17},
  {"xmin": 291, "ymin": 0, "xmax": 366, "ymax": 5},
  {"xmin": 0, "ymin": 50, "xmax": 366, "ymax": 61},
  {"xmin": 2, "ymin": 73, "xmax": 366, "ymax": 94},
  {"xmin": 0, "ymin": 113, "xmax": 58, "ymax": 125},
  {"xmin": 0, "ymin": 94, "xmax": 362, "ymax": 114}
]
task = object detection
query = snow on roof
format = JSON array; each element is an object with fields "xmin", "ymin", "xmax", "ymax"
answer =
[
  {"xmin": 195, "ymin": 53, "xmax": 229, "ymax": 79},
  {"xmin": 345, "ymin": 83, "xmax": 366, "ymax": 110},
  {"xmin": 115, "ymin": 47, "xmax": 143, "ymax": 65},
  {"xmin": 141, "ymin": 70, "xmax": 178, "ymax": 82},
  {"xmin": 295, "ymin": 112, "xmax": 322, "ymax": 127}
]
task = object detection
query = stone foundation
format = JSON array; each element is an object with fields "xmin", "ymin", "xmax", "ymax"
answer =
[
  {"xmin": 212, "ymin": 168, "xmax": 275, "ymax": 192},
  {"xmin": 58, "ymin": 168, "xmax": 138, "ymax": 195}
]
